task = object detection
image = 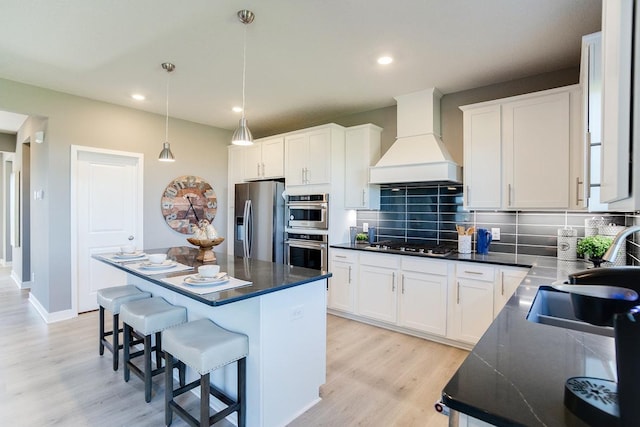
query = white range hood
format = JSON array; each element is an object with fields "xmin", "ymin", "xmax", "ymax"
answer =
[{"xmin": 369, "ymin": 88, "xmax": 462, "ymax": 184}]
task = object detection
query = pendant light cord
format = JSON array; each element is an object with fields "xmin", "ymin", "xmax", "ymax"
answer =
[
  {"xmin": 241, "ymin": 23, "xmax": 247, "ymax": 119},
  {"xmin": 165, "ymin": 70, "xmax": 170, "ymax": 142}
]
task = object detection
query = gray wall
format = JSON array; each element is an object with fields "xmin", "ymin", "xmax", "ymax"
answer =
[{"xmin": 1, "ymin": 77, "xmax": 232, "ymax": 314}]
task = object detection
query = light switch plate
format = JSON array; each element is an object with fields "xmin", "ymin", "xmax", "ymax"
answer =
[{"xmin": 491, "ymin": 227, "xmax": 501, "ymax": 240}]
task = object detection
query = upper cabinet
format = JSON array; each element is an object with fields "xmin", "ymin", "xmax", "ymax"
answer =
[
  {"xmin": 242, "ymin": 136, "xmax": 284, "ymax": 181},
  {"xmin": 345, "ymin": 124, "xmax": 382, "ymax": 209},
  {"xmin": 461, "ymin": 85, "xmax": 584, "ymax": 211}
]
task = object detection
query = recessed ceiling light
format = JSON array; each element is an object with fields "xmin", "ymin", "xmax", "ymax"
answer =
[
  {"xmin": 377, "ymin": 56, "xmax": 393, "ymax": 65},
  {"xmin": 232, "ymin": 106, "xmax": 243, "ymax": 113},
  {"xmin": 131, "ymin": 93, "xmax": 145, "ymax": 101}
]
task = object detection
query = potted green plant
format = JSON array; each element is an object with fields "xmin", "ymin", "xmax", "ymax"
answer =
[
  {"xmin": 576, "ymin": 235, "xmax": 614, "ymax": 267},
  {"xmin": 355, "ymin": 233, "xmax": 368, "ymax": 244}
]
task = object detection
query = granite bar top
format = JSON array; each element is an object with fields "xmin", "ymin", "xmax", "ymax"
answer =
[
  {"xmin": 331, "ymin": 242, "xmax": 616, "ymax": 426},
  {"xmin": 95, "ymin": 246, "xmax": 331, "ymax": 306}
]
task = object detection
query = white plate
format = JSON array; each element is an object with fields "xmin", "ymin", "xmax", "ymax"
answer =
[
  {"xmin": 113, "ymin": 251, "xmax": 146, "ymax": 260},
  {"xmin": 139, "ymin": 260, "xmax": 177, "ymax": 270},
  {"xmin": 184, "ymin": 273, "xmax": 229, "ymax": 286}
]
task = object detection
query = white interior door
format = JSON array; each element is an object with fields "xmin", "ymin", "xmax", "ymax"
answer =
[{"xmin": 72, "ymin": 147, "xmax": 143, "ymax": 313}]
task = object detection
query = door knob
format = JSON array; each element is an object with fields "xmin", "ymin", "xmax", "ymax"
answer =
[{"xmin": 128, "ymin": 235, "xmax": 134, "ymax": 241}]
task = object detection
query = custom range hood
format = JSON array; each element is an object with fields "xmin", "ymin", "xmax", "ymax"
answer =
[{"xmin": 369, "ymin": 88, "xmax": 462, "ymax": 184}]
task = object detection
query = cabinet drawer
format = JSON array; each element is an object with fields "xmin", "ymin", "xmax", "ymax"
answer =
[
  {"xmin": 456, "ymin": 263, "xmax": 495, "ymax": 282},
  {"xmin": 360, "ymin": 252, "xmax": 400, "ymax": 269},
  {"xmin": 331, "ymin": 250, "xmax": 358, "ymax": 263},
  {"xmin": 401, "ymin": 257, "xmax": 448, "ymax": 276}
]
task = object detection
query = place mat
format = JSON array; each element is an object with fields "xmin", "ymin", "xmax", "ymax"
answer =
[
  {"xmin": 102, "ymin": 252, "xmax": 148, "ymax": 262},
  {"xmin": 161, "ymin": 274, "xmax": 252, "ymax": 295},
  {"xmin": 126, "ymin": 261, "xmax": 194, "ymax": 275}
]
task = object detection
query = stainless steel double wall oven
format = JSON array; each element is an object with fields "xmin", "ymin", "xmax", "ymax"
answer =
[{"xmin": 285, "ymin": 194, "xmax": 329, "ymax": 271}]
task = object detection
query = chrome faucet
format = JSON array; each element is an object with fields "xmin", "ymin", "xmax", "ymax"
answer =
[{"xmin": 602, "ymin": 225, "xmax": 640, "ymax": 263}]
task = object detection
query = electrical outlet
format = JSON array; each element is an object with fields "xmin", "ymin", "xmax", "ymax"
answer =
[
  {"xmin": 362, "ymin": 223, "xmax": 369, "ymax": 232},
  {"xmin": 491, "ymin": 227, "xmax": 501, "ymax": 240},
  {"xmin": 290, "ymin": 305, "xmax": 304, "ymax": 321}
]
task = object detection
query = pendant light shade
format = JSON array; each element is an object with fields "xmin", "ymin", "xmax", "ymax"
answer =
[
  {"xmin": 231, "ymin": 9, "xmax": 255, "ymax": 146},
  {"xmin": 159, "ymin": 62, "xmax": 176, "ymax": 162}
]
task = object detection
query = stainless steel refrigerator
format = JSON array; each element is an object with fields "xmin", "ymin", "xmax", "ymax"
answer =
[{"xmin": 234, "ymin": 181, "xmax": 285, "ymax": 263}]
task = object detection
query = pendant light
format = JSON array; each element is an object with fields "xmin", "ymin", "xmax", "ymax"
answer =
[
  {"xmin": 158, "ymin": 62, "xmax": 176, "ymax": 161},
  {"xmin": 231, "ymin": 9, "xmax": 255, "ymax": 146}
]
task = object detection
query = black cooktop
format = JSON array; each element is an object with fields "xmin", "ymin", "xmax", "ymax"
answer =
[{"xmin": 364, "ymin": 240, "xmax": 454, "ymax": 257}]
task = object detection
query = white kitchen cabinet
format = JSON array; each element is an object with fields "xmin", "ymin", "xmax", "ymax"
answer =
[
  {"xmin": 285, "ymin": 127, "xmax": 332, "ymax": 186},
  {"xmin": 600, "ymin": 0, "xmax": 634, "ymax": 204},
  {"xmin": 449, "ymin": 263, "xmax": 495, "ymax": 344},
  {"xmin": 461, "ymin": 85, "xmax": 583, "ymax": 210},
  {"xmin": 494, "ymin": 267, "xmax": 528, "ymax": 316},
  {"xmin": 243, "ymin": 136, "xmax": 284, "ymax": 180},
  {"xmin": 345, "ymin": 124, "xmax": 382, "ymax": 209},
  {"xmin": 398, "ymin": 257, "xmax": 449, "ymax": 336},
  {"xmin": 328, "ymin": 249, "xmax": 357, "ymax": 313},
  {"xmin": 461, "ymin": 104, "xmax": 502, "ymax": 209},
  {"xmin": 357, "ymin": 253, "xmax": 399, "ymax": 323}
]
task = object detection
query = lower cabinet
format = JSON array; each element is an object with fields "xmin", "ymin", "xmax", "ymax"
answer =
[
  {"xmin": 328, "ymin": 250, "xmax": 529, "ymax": 348},
  {"xmin": 357, "ymin": 253, "xmax": 399, "ymax": 323},
  {"xmin": 328, "ymin": 249, "xmax": 357, "ymax": 313},
  {"xmin": 398, "ymin": 257, "xmax": 450, "ymax": 336},
  {"xmin": 448, "ymin": 263, "xmax": 495, "ymax": 344}
]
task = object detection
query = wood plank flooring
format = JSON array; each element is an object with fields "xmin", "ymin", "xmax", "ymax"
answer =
[{"xmin": 0, "ymin": 268, "xmax": 468, "ymax": 426}]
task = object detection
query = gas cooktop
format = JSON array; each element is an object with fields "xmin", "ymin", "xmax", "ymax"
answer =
[{"xmin": 363, "ymin": 240, "xmax": 454, "ymax": 257}]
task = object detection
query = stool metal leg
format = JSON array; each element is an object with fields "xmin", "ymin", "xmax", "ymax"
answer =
[
  {"xmin": 144, "ymin": 334, "xmax": 152, "ymax": 403},
  {"xmin": 238, "ymin": 358, "xmax": 246, "ymax": 427},
  {"xmin": 200, "ymin": 373, "xmax": 210, "ymax": 427},
  {"xmin": 155, "ymin": 332, "xmax": 162, "ymax": 369},
  {"xmin": 99, "ymin": 306, "xmax": 105, "ymax": 356},
  {"xmin": 123, "ymin": 323, "xmax": 131, "ymax": 382},
  {"xmin": 165, "ymin": 351, "xmax": 173, "ymax": 426},
  {"xmin": 112, "ymin": 313, "xmax": 120, "ymax": 371}
]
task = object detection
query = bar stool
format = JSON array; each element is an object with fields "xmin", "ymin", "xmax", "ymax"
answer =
[
  {"xmin": 97, "ymin": 285, "xmax": 151, "ymax": 371},
  {"xmin": 163, "ymin": 318, "xmax": 248, "ymax": 427},
  {"xmin": 121, "ymin": 297, "xmax": 187, "ymax": 402}
]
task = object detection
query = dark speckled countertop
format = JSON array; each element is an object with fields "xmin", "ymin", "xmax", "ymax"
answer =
[{"xmin": 331, "ymin": 242, "xmax": 616, "ymax": 426}]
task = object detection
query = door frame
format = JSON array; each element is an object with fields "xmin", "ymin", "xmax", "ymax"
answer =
[{"xmin": 70, "ymin": 145, "xmax": 144, "ymax": 315}]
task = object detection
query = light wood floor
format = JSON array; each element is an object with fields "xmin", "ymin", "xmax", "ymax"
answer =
[{"xmin": 0, "ymin": 268, "xmax": 468, "ymax": 426}]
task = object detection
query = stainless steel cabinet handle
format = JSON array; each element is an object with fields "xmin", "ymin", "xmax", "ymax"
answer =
[
  {"xmin": 576, "ymin": 177, "xmax": 584, "ymax": 205},
  {"xmin": 306, "ymin": 167, "xmax": 310, "ymax": 184},
  {"xmin": 464, "ymin": 270, "xmax": 483, "ymax": 275},
  {"xmin": 401, "ymin": 274, "xmax": 405, "ymax": 294},
  {"xmin": 465, "ymin": 185, "xmax": 470, "ymax": 205},
  {"xmin": 392, "ymin": 272, "xmax": 396, "ymax": 292},
  {"xmin": 362, "ymin": 189, "xmax": 366, "ymax": 206},
  {"xmin": 457, "ymin": 282, "xmax": 460, "ymax": 304},
  {"xmin": 586, "ymin": 131, "xmax": 592, "ymax": 198},
  {"xmin": 301, "ymin": 168, "xmax": 305, "ymax": 183},
  {"xmin": 508, "ymin": 184, "xmax": 512, "ymax": 206},
  {"xmin": 335, "ymin": 255, "xmax": 347, "ymax": 258},
  {"xmin": 348, "ymin": 266, "xmax": 352, "ymax": 284},
  {"xmin": 262, "ymin": 162, "xmax": 265, "ymax": 177},
  {"xmin": 257, "ymin": 163, "xmax": 261, "ymax": 177},
  {"xmin": 501, "ymin": 271, "xmax": 505, "ymax": 296}
]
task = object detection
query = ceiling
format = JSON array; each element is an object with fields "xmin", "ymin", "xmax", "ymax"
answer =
[{"xmin": 0, "ymin": 0, "xmax": 601, "ymax": 137}]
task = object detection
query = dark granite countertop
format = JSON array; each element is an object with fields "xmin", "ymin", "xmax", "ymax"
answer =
[
  {"xmin": 95, "ymin": 246, "xmax": 331, "ymax": 306},
  {"xmin": 331, "ymin": 242, "xmax": 615, "ymax": 426}
]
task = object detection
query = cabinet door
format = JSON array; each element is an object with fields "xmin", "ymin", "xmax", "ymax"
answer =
[
  {"xmin": 261, "ymin": 137, "xmax": 284, "ymax": 179},
  {"xmin": 345, "ymin": 125, "xmax": 381, "ymax": 209},
  {"xmin": 399, "ymin": 270, "xmax": 447, "ymax": 336},
  {"xmin": 307, "ymin": 129, "xmax": 331, "ymax": 185},
  {"xmin": 600, "ymin": 0, "xmax": 634, "ymax": 203},
  {"xmin": 358, "ymin": 264, "xmax": 397, "ymax": 323},
  {"xmin": 328, "ymin": 253, "xmax": 356, "ymax": 313},
  {"xmin": 243, "ymin": 143, "xmax": 263, "ymax": 180},
  {"xmin": 285, "ymin": 134, "xmax": 307, "ymax": 186},
  {"xmin": 494, "ymin": 267, "xmax": 528, "ymax": 316},
  {"xmin": 503, "ymin": 92, "xmax": 570, "ymax": 209},
  {"xmin": 451, "ymin": 278, "xmax": 494, "ymax": 344},
  {"xmin": 462, "ymin": 105, "xmax": 502, "ymax": 209},
  {"xmin": 228, "ymin": 146, "xmax": 245, "ymax": 185}
]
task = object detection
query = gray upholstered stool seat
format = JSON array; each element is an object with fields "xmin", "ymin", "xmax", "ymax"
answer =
[
  {"xmin": 97, "ymin": 285, "xmax": 151, "ymax": 371},
  {"xmin": 163, "ymin": 318, "xmax": 249, "ymax": 427},
  {"xmin": 121, "ymin": 297, "xmax": 187, "ymax": 403}
]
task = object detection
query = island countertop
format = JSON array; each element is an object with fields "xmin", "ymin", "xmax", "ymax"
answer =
[{"xmin": 94, "ymin": 246, "xmax": 331, "ymax": 306}]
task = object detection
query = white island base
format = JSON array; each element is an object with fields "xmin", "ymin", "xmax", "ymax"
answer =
[{"xmin": 128, "ymin": 275, "xmax": 328, "ymax": 427}]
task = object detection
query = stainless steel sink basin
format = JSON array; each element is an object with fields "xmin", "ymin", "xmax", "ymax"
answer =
[{"xmin": 526, "ymin": 286, "xmax": 614, "ymax": 337}]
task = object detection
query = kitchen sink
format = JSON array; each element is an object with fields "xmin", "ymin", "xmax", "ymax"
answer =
[{"xmin": 526, "ymin": 286, "xmax": 614, "ymax": 337}]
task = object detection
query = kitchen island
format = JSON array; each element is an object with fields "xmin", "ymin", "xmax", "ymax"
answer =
[{"xmin": 95, "ymin": 246, "xmax": 331, "ymax": 427}]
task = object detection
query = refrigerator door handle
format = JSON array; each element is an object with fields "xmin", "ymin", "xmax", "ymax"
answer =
[
  {"xmin": 243, "ymin": 200, "xmax": 250, "ymax": 258},
  {"xmin": 247, "ymin": 199, "xmax": 253, "ymax": 257}
]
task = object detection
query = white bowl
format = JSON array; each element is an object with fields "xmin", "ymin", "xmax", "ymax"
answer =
[
  {"xmin": 198, "ymin": 265, "xmax": 220, "ymax": 278},
  {"xmin": 121, "ymin": 245, "xmax": 136, "ymax": 254},
  {"xmin": 148, "ymin": 253, "xmax": 167, "ymax": 264}
]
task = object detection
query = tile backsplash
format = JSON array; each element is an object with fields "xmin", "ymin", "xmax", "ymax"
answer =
[{"xmin": 356, "ymin": 184, "xmax": 635, "ymax": 260}]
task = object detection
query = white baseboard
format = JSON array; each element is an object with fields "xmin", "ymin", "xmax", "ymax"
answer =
[
  {"xmin": 10, "ymin": 270, "xmax": 29, "ymax": 289},
  {"xmin": 28, "ymin": 293, "xmax": 77, "ymax": 324}
]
